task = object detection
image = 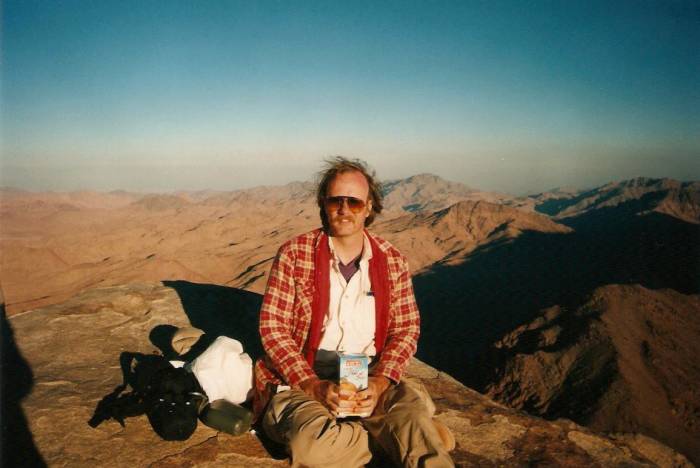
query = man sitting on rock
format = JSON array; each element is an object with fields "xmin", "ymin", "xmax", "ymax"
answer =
[{"xmin": 254, "ymin": 157, "xmax": 454, "ymax": 467}]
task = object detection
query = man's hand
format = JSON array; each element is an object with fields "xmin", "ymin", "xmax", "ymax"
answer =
[
  {"xmin": 352, "ymin": 376, "xmax": 391, "ymax": 416},
  {"xmin": 298, "ymin": 377, "xmax": 351, "ymax": 414}
]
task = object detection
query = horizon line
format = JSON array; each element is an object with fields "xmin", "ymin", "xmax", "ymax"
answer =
[{"xmin": 1, "ymin": 174, "xmax": 696, "ymax": 199}]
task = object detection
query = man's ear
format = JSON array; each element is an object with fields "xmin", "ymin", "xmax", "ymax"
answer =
[{"xmin": 366, "ymin": 199, "xmax": 373, "ymax": 217}]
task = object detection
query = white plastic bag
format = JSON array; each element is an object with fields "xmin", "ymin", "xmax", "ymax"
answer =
[{"xmin": 189, "ymin": 336, "xmax": 253, "ymax": 404}]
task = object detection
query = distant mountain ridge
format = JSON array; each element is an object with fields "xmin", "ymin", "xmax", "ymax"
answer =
[
  {"xmin": 0, "ymin": 188, "xmax": 141, "ymax": 211},
  {"xmin": 4, "ymin": 175, "xmax": 698, "ymax": 223},
  {"xmin": 532, "ymin": 176, "xmax": 700, "ymax": 224},
  {"xmin": 2, "ymin": 174, "xmax": 697, "ymax": 315},
  {"xmin": 381, "ymin": 173, "xmax": 513, "ymax": 213}
]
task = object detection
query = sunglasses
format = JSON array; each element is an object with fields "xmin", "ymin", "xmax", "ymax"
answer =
[{"xmin": 324, "ymin": 196, "xmax": 367, "ymax": 213}]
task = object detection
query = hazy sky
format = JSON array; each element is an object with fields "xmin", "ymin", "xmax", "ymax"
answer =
[{"xmin": 2, "ymin": 0, "xmax": 699, "ymax": 195}]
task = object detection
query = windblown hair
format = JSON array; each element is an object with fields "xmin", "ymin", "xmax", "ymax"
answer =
[{"xmin": 316, "ymin": 156, "xmax": 383, "ymax": 231}]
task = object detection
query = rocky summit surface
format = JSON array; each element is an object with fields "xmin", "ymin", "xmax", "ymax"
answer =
[{"xmin": 3, "ymin": 282, "xmax": 692, "ymax": 467}]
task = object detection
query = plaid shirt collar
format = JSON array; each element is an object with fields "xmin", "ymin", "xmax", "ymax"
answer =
[
  {"xmin": 327, "ymin": 232, "xmax": 374, "ymax": 268},
  {"xmin": 313, "ymin": 228, "xmax": 384, "ymax": 255}
]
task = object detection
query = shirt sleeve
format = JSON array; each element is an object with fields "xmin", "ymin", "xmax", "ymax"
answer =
[
  {"xmin": 259, "ymin": 243, "xmax": 316, "ymax": 387},
  {"xmin": 370, "ymin": 254, "xmax": 420, "ymax": 383}
]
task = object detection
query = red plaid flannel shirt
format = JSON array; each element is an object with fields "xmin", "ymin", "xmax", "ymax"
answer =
[{"xmin": 254, "ymin": 228, "xmax": 420, "ymax": 411}]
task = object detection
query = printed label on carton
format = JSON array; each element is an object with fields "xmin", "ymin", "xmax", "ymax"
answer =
[{"xmin": 337, "ymin": 353, "xmax": 370, "ymax": 418}]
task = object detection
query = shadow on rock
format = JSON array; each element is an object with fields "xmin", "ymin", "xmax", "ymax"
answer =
[
  {"xmin": 88, "ymin": 352, "xmax": 166, "ymax": 429},
  {"xmin": 161, "ymin": 280, "xmax": 264, "ymax": 361},
  {"xmin": 1, "ymin": 299, "xmax": 47, "ymax": 467},
  {"xmin": 148, "ymin": 324, "xmax": 180, "ymax": 359}
]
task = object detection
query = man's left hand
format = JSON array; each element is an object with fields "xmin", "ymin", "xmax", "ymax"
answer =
[{"xmin": 352, "ymin": 376, "xmax": 391, "ymax": 416}]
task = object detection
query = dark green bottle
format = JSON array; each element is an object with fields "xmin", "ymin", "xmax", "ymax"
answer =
[{"xmin": 199, "ymin": 399, "xmax": 253, "ymax": 436}]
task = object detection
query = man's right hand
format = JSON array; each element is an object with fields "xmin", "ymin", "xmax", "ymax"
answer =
[{"xmin": 298, "ymin": 377, "xmax": 354, "ymax": 414}]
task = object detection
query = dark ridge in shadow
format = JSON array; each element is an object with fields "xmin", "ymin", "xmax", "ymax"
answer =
[
  {"xmin": 542, "ymin": 337, "xmax": 618, "ymax": 421},
  {"xmin": 161, "ymin": 281, "xmax": 264, "ymax": 361},
  {"xmin": 534, "ymin": 186, "xmax": 601, "ymax": 216},
  {"xmin": 1, "ymin": 300, "xmax": 47, "ymax": 467},
  {"xmin": 533, "ymin": 182, "xmax": 668, "ymax": 217},
  {"xmin": 402, "ymin": 203, "xmax": 422, "ymax": 212},
  {"xmin": 413, "ymin": 205, "xmax": 699, "ymax": 392},
  {"xmin": 501, "ymin": 309, "xmax": 619, "ymax": 422}
]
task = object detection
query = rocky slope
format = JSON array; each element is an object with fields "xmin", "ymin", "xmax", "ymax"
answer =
[
  {"xmin": 480, "ymin": 284, "xmax": 700, "ymax": 465},
  {"xmin": 3, "ymin": 283, "xmax": 691, "ymax": 467},
  {"xmin": 379, "ymin": 200, "xmax": 571, "ymax": 272}
]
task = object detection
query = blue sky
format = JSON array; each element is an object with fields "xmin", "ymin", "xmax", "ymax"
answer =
[{"xmin": 2, "ymin": 0, "xmax": 699, "ymax": 194}]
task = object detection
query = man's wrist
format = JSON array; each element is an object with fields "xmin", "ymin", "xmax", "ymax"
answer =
[
  {"xmin": 371, "ymin": 375, "xmax": 391, "ymax": 394},
  {"xmin": 297, "ymin": 376, "xmax": 320, "ymax": 396}
]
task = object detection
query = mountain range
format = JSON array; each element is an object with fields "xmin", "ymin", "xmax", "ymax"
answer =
[{"xmin": 1, "ymin": 174, "xmax": 698, "ymax": 463}]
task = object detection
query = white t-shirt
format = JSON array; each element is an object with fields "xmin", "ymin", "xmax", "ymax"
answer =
[{"xmin": 318, "ymin": 234, "xmax": 376, "ymax": 356}]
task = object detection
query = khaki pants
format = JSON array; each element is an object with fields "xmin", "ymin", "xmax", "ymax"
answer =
[{"xmin": 262, "ymin": 380, "xmax": 454, "ymax": 468}]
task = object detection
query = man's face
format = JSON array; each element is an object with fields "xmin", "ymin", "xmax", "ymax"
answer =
[{"xmin": 324, "ymin": 171, "xmax": 373, "ymax": 239}]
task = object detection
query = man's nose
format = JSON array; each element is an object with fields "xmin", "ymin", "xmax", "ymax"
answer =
[{"xmin": 337, "ymin": 198, "xmax": 348, "ymax": 213}]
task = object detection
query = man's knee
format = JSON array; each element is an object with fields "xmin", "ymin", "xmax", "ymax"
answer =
[
  {"xmin": 287, "ymin": 429, "xmax": 327, "ymax": 466},
  {"xmin": 264, "ymin": 390, "xmax": 370, "ymax": 467},
  {"xmin": 287, "ymin": 426, "xmax": 341, "ymax": 466},
  {"xmin": 287, "ymin": 418, "xmax": 370, "ymax": 467},
  {"xmin": 381, "ymin": 380, "xmax": 435, "ymax": 418},
  {"xmin": 263, "ymin": 390, "xmax": 325, "ymax": 444},
  {"xmin": 364, "ymin": 383, "xmax": 455, "ymax": 468}
]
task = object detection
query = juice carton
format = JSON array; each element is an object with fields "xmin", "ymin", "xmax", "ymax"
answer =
[{"xmin": 336, "ymin": 353, "xmax": 370, "ymax": 418}]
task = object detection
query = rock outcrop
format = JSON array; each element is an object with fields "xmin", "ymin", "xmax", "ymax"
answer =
[
  {"xmin": 4, "ymin": 283, "xmax": 691, "ymax": 467},
  {"xmin": 482, "ymin": 284, "xmax": 700, "ymax": 465}
]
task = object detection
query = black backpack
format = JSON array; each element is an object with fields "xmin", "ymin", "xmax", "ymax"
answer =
[
  {"xmin": 145, "ymin": 365, "xmax": 205, "ymax": 441},
  {"xmin": 89, "ymin": 352, "xmax": 207, "ymax": 441}
]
